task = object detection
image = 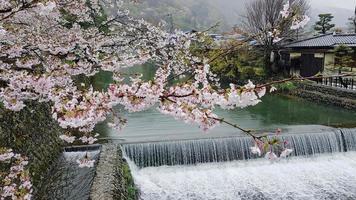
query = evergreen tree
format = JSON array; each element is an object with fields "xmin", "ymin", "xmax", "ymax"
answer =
[
  {"xmin": 334, "ymin": 45, "xmax": 355, "ymax": 73},
  {"xmin": 314, "ymin": 14, "xmax": 335, "ymax": 34}
]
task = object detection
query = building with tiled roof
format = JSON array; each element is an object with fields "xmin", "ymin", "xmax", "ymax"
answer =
[{"xmin": 280, "ymin": 33, "xmax": 356, "ymax": 77}]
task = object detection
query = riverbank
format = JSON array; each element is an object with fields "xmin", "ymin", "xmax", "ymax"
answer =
[{"xmin": 289, "ymin": 82, "xmax": 356, "ymax": 110}]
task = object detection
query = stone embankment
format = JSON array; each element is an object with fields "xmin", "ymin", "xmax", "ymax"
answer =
[
  {"xmin": 0, "ymin": 102, "xmax": 64, "ymax": 196},
  {"xmin": 290, "ymin": 82, "xmax": 356, "ymax": 110},
  {"xmin": 90, "ymin": 143, "xmax": 138, "ymax": 200}
]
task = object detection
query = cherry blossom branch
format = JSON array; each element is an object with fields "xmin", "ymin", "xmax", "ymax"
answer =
[
  {"xmin": 0, "ymin": 1, "xmax": 38, "ymax": 21},
  {"xmin": 207, "ymin": 41, "xmax": 246, "ymax": 64},
  {"xmin": 0, "ymin": 0, "xmax": 315, "ymax": 174},
  {"xmin": 165, "ymin": 92, "xmax": 195, "ymax": 98},
  {"xmin": 206, "ymin": 115, "xmax": 263, "ymax": 140}
]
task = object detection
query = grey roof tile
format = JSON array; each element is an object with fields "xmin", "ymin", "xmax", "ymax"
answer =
[{"xmin": 285, "ymin": 33, "xmax": 356, "ymax": 48}]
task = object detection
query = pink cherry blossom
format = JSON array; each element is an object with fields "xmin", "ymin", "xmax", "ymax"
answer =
[
  {"xmin": 280, "ymin": 3, "xmax": 290, "ymax": 18},
  {"xmin": 0, "ymin": 149, "xmax": 14, "ymax": 161},
  {"xmin": 265, "ymin": 151, "xmax": 278, "ymax": 161},
  {"xmin": 0, "ymin": 25, "xmax": 6, "ymax": 36},
  {"xmin": 270, "ymin": 86, "xmax": 277, "ymax": 93},
  {"xmin": 59, "ymin": 135, "xmax": 76, "ymax": 144},
  {"xmin": 250, "ymin": 144, "xmax": 262, "ymax": 156},
  {"xmin": 291, "ymin": 15, "xmax": 310, "ymax": 30},
  {"xmin": 79, "ymin": 136, "xmax": 98, "ymax": 145},
  {"xmin": 76, "ymin": 158, "xmax": 95, "ymax": 168},
  {"xmin": 0, "ymin": 148, "xmax": 32, "ymax": 199},
  {"xmin": 280, "ymin": 148, "xmax": 293, "ymax": 158}
]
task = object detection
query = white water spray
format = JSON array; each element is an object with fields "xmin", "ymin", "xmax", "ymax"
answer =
[{"xmin": 127, "ymin": 152, "xmax": 356, "ymax": 200}]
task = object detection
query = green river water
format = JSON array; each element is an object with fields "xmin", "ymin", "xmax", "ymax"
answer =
[{"xmin": 93, "ymin": 66, "xmax": 356, "ymax": 143}]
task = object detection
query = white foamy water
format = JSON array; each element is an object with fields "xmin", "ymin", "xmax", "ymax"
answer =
[{"xmin": 128, "ymin": 152, "xmax": 356, "ymax": 200}]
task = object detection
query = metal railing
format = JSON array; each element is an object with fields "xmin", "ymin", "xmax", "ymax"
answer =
[{"xmin": 314, "ymin": 76, "xmax": 356, "ymax": 90}]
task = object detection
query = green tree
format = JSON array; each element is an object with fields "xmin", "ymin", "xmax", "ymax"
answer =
[
  {"xmin": 334, "ymin": 45, "xmax": 355, "ymax": 73},
  {"xmin": 314, "ymin": 14, "xmax": 335, "ymax": 34},
  {"xmin": 191, "ymin": 36, "xmax": 265, "ymax": 86}
]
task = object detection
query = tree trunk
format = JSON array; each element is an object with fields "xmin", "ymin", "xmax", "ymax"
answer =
[{"xmin": 264, "ymin": 48, "xmax": 272, "ymax": 75}]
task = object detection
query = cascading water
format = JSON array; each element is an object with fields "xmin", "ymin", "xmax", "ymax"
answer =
[
  {"xmin": 123, "ymin": 129, "xmax": 352, "ymax": 168},
  {"xmin": 123, "ymin": 128, "xmax": 356, "ymax": 200},
  {"xmin": 128, "ymin": 152, "xmax": 356, "ymax": 200},
  {"xmin": 341, "ymin": 128, "xmax": 356, "ymax": 151},
  {"xmin": 39, "ymin": 148, "xmax": 100, "ymax": 200}
]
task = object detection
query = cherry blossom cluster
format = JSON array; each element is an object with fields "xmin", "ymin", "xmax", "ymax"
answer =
[
  {"xmin": 157, "ymin": 80, "xmax": 268, "ymax": 131},
  {"xmin": 280, "ymin": 2, "xmax": 310, "ymax": 30},
  {"xmin": 280, "ymin": 3, "xmax": 291, "ymax": 19},
  {"xmin": 107, "ymin": 116, "xmax": 127, "ymax": 132},
  {"xmin": 0, "ymin": 148, "xmax": 32, "ymax": 200},
  {"xmin": 290, "ymin": 15, "xmax": 310, "ymax": 30},
  {"xmin": 250, "ymin": 129, "xmax": 293, "ymax": 161},
  {"xmin": 60, "ymin": 133, "xmax": 99, "ymax": 145},
  {"xmin": 76, "ymin": 155, "xmax": 95, "ymax": 168},
  {"xmin": 265, "ymin": 2, "xmax": 310, "ymax": 44}
]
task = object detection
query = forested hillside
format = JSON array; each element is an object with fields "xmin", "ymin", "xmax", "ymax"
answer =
[
  {"xmin": 125, "ymin": 0, "xmax": 248, "ymax": 32},
  {"xmin": 125, "ymin": 0, "xmax": 355, "ymax": 33}
]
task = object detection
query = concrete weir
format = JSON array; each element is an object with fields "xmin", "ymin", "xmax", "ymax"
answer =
[
  {"xmin": 123, "ymin": 127, "xmax": 356, "ymax": 168},
  {"xmin": 88, "ymin": 126, "xmax": 356, "ymax": 199},
  {"xmin": 90, "ymin": 143, "xmax": 137, "ymax": 200},
  {"xmin": 122, "ymin": 128, "xmax": 356, "ymax": 200},
  {"xmin": 90, "ymin": 144, "xmax": 118, "ymax": 200}
]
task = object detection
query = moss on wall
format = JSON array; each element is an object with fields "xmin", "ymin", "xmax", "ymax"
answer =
[
  {"xmin": 114, "ymin": 147, "xmax": 138, "ymax": 200},
  {"xmin": 90, "ymin": 144, "xmax": 138, "ymax": 200},
  {"xmin": 121, "ymin": 160, "xmax": 138, "ymax": 200},
  {"xmin": 0, "ymin": 101, "xmax": 64, "ymax": 196}
]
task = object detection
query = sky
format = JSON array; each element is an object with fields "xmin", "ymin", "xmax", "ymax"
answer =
[
  {"xmin": 309, "ymin": 0, "xmax": 355, "ymax": 28},
  {"xmin": 223, "ymin": 0, "xmax": 356, "ymax": 28},
  {"xmin": 310, "ymin": 0, "xmax": 355, "ymax": 10}
]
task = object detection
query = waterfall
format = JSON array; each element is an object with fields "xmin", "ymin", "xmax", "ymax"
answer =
[
  {"xmin": 123, "ymin": 129, "xmax": 356, "ymax": 168},
  {"xmin": 341, "ymin": 128, "xmax": 356, "ymax": 151}
]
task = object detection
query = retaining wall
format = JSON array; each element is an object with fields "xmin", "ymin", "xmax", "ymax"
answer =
[
  {"xmin": 0, "ymin": 102, "xmax": 64, "ymax": 197},
  {"xmin": 290, "ymin": 82, "xmax": 356, "ymax": 110},
  {"xmin": 90, "ymin": 144, "xmax": 138, "ymax": 200}
]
